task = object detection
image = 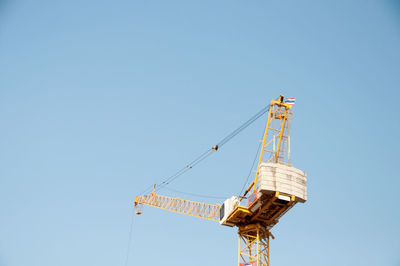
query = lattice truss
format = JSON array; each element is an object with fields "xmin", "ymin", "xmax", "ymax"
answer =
[
  {"xmin": 238, "ymin": 225, "xmax": 272, "ymax": 266},
  {"xmin": 134, "ymin": 193, "xmax": 221, "ymax": 222},
  {"xmin": 262, "ymin": 103, "xmax": 293, "ymax": 165}
]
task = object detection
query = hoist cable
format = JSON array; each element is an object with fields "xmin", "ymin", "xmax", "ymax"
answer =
[
  {"xmin": 155, "ymin": 149, "xmax": 214, "ymax": 192},
  {"xmin": 123, "ymin": 208, "xmax": 135, "ymax": 266},
  {"xmin": 215, "ymin": 105, "xmax": 270, "ymax": 148},
  {"xmin": 139, "ymin": 104, "xmax": 271, "ymax": 195},
  {"xmin": 163, "ymin": 187, "xmax": 229, "ymax": 200},
  {"xmin": 238, "ymin": 123, "xmax": 266, "ymax": 197}
]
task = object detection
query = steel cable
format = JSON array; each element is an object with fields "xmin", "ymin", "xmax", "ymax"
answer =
[
  {"xmin": 238, "ymin": 123, "xmax": 266, "ymax": 197},
  {"xmin": 139, "ymin": 104, "xmax": 271, "ymax": 195},
  {"xmin": 164, "ymin": 187, "xmax": 229, "ymax": 200},
  {"xmin": 123, "ymin": 208, "xmax": 135, "ymax": 266}
]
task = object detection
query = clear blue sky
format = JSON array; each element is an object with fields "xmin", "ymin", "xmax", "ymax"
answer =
[{"xmin": 1, "ymin": 0, "xmax": 399, "ymax": 265}]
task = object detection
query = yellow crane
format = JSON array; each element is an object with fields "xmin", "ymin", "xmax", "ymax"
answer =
[{"xmin": 134, "ymin": 95, "xmax": 307, "ymax": 266}]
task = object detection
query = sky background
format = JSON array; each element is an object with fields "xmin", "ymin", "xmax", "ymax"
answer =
[{"xmin": 1, "ymin": 0, "xmax": 400, "ymax": 266}]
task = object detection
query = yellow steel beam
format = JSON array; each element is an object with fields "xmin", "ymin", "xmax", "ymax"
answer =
[{"xmin": 134, "ymin": 193, "xmax": 221, "ymax": 222}]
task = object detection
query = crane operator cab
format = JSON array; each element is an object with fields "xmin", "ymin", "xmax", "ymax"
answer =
[{"xmin": 219, "ymin": 196, "xmax": 239, "ymax": 226}]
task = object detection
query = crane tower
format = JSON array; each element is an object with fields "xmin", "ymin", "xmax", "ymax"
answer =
[{"xmin": 134, "ymin": 95, "xmax": 307, "ymax": 266}]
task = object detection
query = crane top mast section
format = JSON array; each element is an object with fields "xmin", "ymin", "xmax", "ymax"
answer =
[
  {"xmin": 242, "ymin": 95, "xmax": 294, "ymax": 198},
  {"xmin": 256, "ymin": 96, "xmax": 293, "ymax": 166}
]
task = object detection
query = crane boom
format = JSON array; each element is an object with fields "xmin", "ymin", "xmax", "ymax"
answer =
[{"xmin": 134, "ymin": 193, "xmax": 221, "ymax": 222}]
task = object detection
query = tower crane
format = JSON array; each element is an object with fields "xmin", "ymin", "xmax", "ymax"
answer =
[{"xmin": 134, "ymin": 95, "xmax": 307, "ymax": 266}]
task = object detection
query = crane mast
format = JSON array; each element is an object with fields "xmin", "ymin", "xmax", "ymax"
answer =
[{"xmin": 134, "ymin": 96, "xmax": 306, "ymax": 266}]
